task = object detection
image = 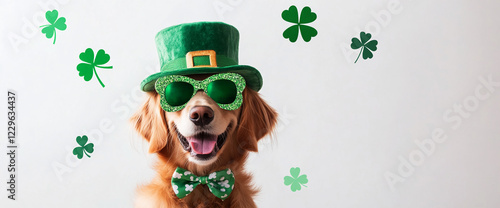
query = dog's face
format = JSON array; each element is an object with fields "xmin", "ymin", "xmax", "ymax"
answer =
[
  {"xmin": 132, "ymin": 74, "xmax": 277, "ymax": 172},
  {"xmin": 166, "ymin": 89, "xmax": 240, "ymax": 165}
]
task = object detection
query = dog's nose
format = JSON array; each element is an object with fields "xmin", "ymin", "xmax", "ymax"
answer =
[{"xmin": 189, "ymin": 106, "xmax": 214, "ymax": 126}]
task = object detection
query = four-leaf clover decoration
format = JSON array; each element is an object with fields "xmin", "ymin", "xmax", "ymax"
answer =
[
  {"xmin": 77, "ymin": 48, "xmax": 113, "ymax": 88},
  {"xmin": 72, "ymin": 135, "xmax": 94, "ymax": 159},
  {"xmin": 284, "ymin": 167, "xmax": 308, "ymax": 192},
  {"xmin": 282, "ymin": 6, "xmax": 318, "ymax": 43},
  {"xmin": 351, "ymin": 32, "xmax": 378, "ymax": 63},
  {"xmin": 40, "ymin": 10, "xmax": 67, "ymax": 44}
]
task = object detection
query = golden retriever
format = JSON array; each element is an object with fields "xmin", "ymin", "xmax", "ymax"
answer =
[{"xmin": 131, "ymin": 74, "xmax": 277, "ymax": 207}]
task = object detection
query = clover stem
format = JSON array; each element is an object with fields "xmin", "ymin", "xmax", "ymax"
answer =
[
  {"xmin": 96, "ymin": 65, "xmax": 113, "ymax": 69},
  {"xmin": 93, "ymin": 67, "xmax": 106, "ymax": 88},
  {"xmin": 39, "ymin": 24, "xmax": 50, "ymax": 28},
  {"xmin": 354, "ymin": 47, "xmax": 363, "ymax": 63},
  {"xmin": 302, "ymin": 184, "xmax": 308, "ymax": 188},
  {"xmin": 53, "ymin": 31, "xmax": 56, "ymax": 44},
  {"xmin": 84, "ymin": 151, "xmax": 91, "ymax": 158}
]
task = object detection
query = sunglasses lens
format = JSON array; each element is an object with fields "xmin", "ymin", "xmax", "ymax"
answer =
[
  {"xmin": 164, "ymin": 82, "xmax": 194, "ymax": 106},
  {"xmin": 207, "ymin": 80, "xmax": 237, "ymax": 104}
]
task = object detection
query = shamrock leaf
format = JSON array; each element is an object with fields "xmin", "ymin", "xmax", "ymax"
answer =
[
  {"xmin": 72, "ymin": 135, "xmax": 94, "ymax": 159},
  {"xmin": 76, "ymin": 48, "xmax": 113, "ymax": 87},
  {"xmin": 40, "ymin": 10, "xmax": 67, "ymax": 44},
  {"xmin": 282, "ymin": 6, "xmax": 318, "ymax": 43},
  {"xmin": 283, "ymin": 25, "xmax": 299, "ymax": 43},
  {"xmin": 282, "ymin": 5, "xmax": 299, "ymax": 24},
  {"xmin": 284, "ymin": 167, "xmax": 308, "ymax": 192},
  {"xmin": 300, "ymin": 25, "xmax": 317, "ymax": 42},
  {"xmin": 351, "ymin": 31, "xmax": 378, "ymax": 63},
  {"xmin": 299, "ymin": 6, "xmax": 317, "ymax": 24}
]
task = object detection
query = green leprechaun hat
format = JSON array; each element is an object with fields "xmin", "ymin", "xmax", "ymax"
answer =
[{"xmin": 141, "ymin": 22, "xmax": 263, "ymax": 92}]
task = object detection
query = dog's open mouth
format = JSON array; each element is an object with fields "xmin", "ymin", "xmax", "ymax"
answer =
[{"xmin": 176, "ymin": 126, "xmax": 229, "ymax": 161}]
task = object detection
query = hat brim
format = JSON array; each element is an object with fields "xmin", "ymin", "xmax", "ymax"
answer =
[{"xmin": 140, "ymin": 65, "xmax": 262, "ymax": 92}]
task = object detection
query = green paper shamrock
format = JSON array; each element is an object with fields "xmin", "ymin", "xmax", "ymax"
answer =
[
  {"xmin": 284, "ymin": 167, "xmax": 308, "ymax": 192},
  {"xmin": 282, "ymin": 5, "xmax": 318, "ymax": 42},
  {"xmin": 40, "ymin": 10, "xmax": 67, "ymax": 44},
  {"xmin": 72, "ymin": 135, "xmax": 94, "ymax": 159},
  {"xmin": 77, "ymin": 48, "xmax": 113, "ymax": 88},
  {"xmin": 350, "ymin": 32, "xmax": 378, "ymax": 63}
]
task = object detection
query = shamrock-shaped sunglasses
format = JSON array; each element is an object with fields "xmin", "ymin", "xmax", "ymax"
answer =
[{"xmin": 155, "ymin": 73, "xmax": 246, "ymax": 112}]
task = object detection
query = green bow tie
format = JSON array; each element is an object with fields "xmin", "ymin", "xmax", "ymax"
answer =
[{"xmin": 171, "ymin": 167, "xmax": 235, "ymax": 200}]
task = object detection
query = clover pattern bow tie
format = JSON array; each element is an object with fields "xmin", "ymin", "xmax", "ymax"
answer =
[{"xmin": 171, "ymin": 167, "xmax": 235, "ymax": 200}]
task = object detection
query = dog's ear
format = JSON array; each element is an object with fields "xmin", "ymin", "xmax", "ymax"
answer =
[
  {"xmin": 236, "ymin": 88, "xmax": 278, "ymax": 152},
  {"xmin": 130, "ymin": 92, "xmax": 169, "ymax": 153}
]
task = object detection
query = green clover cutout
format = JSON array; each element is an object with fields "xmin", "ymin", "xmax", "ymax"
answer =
[
  {"xmin": 282, "ymin": 5, "xmax": 318, "ymax": 42},
  {"xmin": 351, "ymin": 31, "xmax": 378, "ymax": 63},
  {"xmin": 77, "ymin": 48, "xmax": 113, "ymax": 88},
  {"xmin": 40, "ymin": 10, "xmax": 67, "ymax": 44},
  {"xmin": 284, "ymin": 167, "xmax": 308, "ymax": 192},
  {"xmin": 72, "ymin": 135, "xmax": 94, "ymax": 159}
]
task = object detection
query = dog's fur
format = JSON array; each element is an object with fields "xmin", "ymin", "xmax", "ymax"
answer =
[{"xmin": 131, "ymin": 76, "xmax": 277, "ymax": 208}]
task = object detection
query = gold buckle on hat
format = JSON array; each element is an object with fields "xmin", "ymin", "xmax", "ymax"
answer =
[{"xmin": 186, "ymin": 50, "xmax": 217, "ymax": 68}]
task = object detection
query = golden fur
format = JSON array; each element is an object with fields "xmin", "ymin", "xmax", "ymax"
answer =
[{"xmin": 131, "ymin": 87, "xmax": 277, "ymax": 208}]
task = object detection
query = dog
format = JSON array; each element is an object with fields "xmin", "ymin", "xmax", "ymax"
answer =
[{"xmin": 131, "ymin": 73, "xmax": 277, "ymax": 207}]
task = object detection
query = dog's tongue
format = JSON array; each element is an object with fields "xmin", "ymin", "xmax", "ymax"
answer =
[{"xmin": 187, "ymin": 135, "xmax": 217, "ymax": 155}]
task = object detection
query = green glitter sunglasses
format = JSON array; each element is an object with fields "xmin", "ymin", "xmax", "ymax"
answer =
[{"xmin": 155, "ymin": 73, "xmax": 246, "ymax": 112}]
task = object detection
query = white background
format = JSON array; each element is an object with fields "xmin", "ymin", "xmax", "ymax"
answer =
[{"xmin": 1, "ymin": 0, "xmax": 500, "ymax": 207}]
